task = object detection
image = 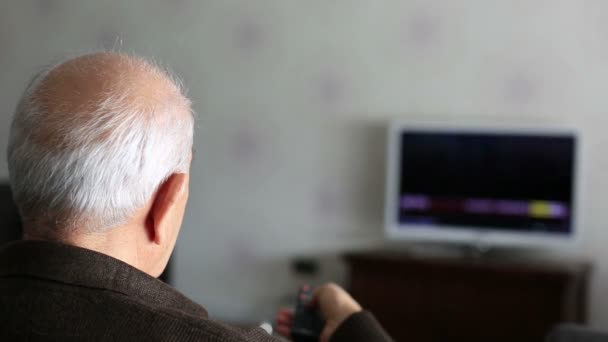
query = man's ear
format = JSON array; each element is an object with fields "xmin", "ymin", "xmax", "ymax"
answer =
[{"xmin": 148, "ymin": 173, "xmax": 189, "ymax": 245}]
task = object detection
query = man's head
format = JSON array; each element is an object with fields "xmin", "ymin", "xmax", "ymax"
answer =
[{"xmin": 7, "ymin": 52, "xmax": 194, "ymax": 276}]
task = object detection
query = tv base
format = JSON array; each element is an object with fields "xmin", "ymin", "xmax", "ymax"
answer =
[{"xmin": 381, "ymin": 239, "xmax": 576, "ymax": 265}]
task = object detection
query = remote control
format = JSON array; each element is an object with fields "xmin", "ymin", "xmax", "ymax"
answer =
[{"xmin": 291, "ymin": 285, "xmax": 325, "ymax": 342}]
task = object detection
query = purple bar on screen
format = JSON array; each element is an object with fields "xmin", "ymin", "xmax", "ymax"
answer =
[
  {"xmin": 549, "ymin": 203, "xmax": 569, "ymax": 218},
  {"xmin": 497, "ymin": 200, "xmax": 529, "ymax": 216},
  {"xmin": 464, "ymin": 199, "xmax": 493, "ymax": 214},
  {"xmin": 400, "ymin": 195, "xmax": 430, "ymax": 210}
]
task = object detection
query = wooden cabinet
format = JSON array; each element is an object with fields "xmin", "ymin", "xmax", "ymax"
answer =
[{"xmin": 345, "ymin": 252, "xmax": 590, "ymax": 342}]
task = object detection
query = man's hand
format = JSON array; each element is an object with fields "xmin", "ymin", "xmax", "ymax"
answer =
[
  {"xmin": 276, "ymin": 283, "xmax": 362, "ymax": 342},
  {"xmin": 276, "ymin": 307, "xmax": 294, "ymax": 338},
  {"xmin": 313, "ymin": 283, "xmax": 362, "ymax": 342}
]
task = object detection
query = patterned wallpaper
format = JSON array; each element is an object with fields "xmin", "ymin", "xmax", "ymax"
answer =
[{"xmin": 2, "ymin": 0, "xmax": 608, "ymax": 327}]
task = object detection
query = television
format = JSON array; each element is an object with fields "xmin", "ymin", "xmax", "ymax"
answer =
[{"xmin": 384, "ymin": 120, "xmax": 579, "ymax": 247}]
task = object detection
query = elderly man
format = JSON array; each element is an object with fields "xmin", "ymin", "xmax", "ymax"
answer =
[{"xmin": 0, "ymin": 52, "xmax": 391, "ymax": 341}]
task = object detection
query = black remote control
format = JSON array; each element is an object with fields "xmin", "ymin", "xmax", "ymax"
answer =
[{"xmin": 291, "ymin": 285, "xmax": 325, "ymax": 342}]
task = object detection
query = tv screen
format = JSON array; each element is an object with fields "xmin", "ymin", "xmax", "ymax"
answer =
[{"xmin": 385, "ymin": 122, "xmax": 579, "ymax": 246}]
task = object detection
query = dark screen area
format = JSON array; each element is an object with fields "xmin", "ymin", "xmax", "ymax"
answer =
[{"xmin": 398, "ymin": 131, "xmax": 576, "ymax": 234}]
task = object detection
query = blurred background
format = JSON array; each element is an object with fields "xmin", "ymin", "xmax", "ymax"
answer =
[{"xmin": 2, "ymin": 0, "xmax": 608, "ymax": 338}]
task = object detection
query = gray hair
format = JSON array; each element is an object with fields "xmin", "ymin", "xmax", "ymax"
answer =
[{"xmin": 7, "ymin": 53, "xmax": 194, "ymax": 233}]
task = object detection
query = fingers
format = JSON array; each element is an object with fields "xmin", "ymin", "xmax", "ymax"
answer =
[
  {"xmin": 276, "ymin": 284, "xmax": 362, "ymax": 342},
  {"xmin": 276, "ymin": 307, "xmax": 294, "ymax": 338},
  {"xmin": 276, "ymin": 325, "xmax": 291, "ymax": 338},
  {"xmin": 276, "ymin": 308, "xmax": 294, "ymax": 325}
]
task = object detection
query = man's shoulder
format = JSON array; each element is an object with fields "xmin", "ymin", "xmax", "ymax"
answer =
[
  {"xmin": 0, "ymin": 276, "xmax": 275, "ymax": 342},
  {"xmin": 107, "ymin": 291, "xmax": 277, "ymax": 342},
  {"xmin": 0, "ymin": 241, "xmax": 281, "ymax": 341}
]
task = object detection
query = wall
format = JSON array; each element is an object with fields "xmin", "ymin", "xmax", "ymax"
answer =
[{"xmin": 1, "ymin": 0, "xmax": 608, "ymax": 327}]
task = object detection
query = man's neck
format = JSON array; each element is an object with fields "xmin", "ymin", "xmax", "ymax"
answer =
[{"xmin": 24, "ymin": 224, "xmax": 146, "ymax": 273}]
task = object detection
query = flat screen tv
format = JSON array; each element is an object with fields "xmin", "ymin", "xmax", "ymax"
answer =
[{"xmin": 384, "ymin": 120, "xmax": 579, "ymax": 247}]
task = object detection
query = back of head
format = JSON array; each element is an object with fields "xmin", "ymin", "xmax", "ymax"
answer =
[{"xmin": 7, "ymin": 52, "xmax": 194, "ymax": 237}]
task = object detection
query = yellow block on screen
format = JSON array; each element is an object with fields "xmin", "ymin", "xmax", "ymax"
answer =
[{"xmin": 530, "ymin": 201, "xmax": 552, "ymax": 218}]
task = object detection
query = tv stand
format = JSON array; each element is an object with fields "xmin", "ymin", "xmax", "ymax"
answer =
[
  {"xmin": 344, "ymin": 250, "xmax": 590, "ymax": 342},
  {"xmin": 455, "ymin": 243, "xmax": 514, "ymax": 260}
]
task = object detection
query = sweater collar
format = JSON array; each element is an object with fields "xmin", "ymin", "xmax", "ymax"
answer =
[{"xmin": 0, "ymin": 240, "xmax": 208, "ymax": 318}]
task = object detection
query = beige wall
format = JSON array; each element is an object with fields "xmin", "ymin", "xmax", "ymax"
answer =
[{"xmin": 1, "ymin": 0, "xmax": 608, "ymax": 326}]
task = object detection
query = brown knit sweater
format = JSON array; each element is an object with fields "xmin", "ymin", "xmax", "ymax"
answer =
[{"xmin": 0, "ymin": 241, "xmax": 392, "ymax": 341}]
